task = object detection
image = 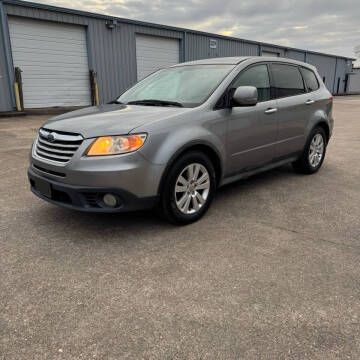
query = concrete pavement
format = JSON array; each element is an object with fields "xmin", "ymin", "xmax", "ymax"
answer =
[{"xmin": 0, "ymin": 97, "xmax": 359, "ymax": 359}]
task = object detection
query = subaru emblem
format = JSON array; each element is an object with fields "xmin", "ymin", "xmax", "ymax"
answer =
[{"xmin": 47, "ymin": 133, "xmax": 55, "ymax": 142}]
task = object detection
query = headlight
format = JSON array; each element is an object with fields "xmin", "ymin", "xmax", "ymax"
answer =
[{"xmin": 86, "ymin": 134, "xmax": 147, "ymax": 156}]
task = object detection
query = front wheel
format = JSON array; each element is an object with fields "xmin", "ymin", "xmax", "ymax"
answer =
[
  {"xmin": 292, "ymin": 127, "xmax": 327, "ymax": 174},
  {"xmin": 161, "ymin": 151, "xmax": 216, "ymax": 225}
]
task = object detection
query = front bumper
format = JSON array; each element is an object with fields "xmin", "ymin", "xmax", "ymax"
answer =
[{"xmin": 28, "ymin": 168, "xmax": 158, "ymax": 213}]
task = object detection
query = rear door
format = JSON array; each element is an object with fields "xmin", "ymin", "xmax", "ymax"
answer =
[
  {"xmin": 226, "ymin": 63, "xmax": 278, "ymax": 173},
  {"xmin": 269, "ymin": 63, "xmax": 309, "ymax": 159}
]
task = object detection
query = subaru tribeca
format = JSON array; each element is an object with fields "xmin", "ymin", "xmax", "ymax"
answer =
[{"xmin": 28, "ymin": 57, "xmax": 334, "ymax": 224}]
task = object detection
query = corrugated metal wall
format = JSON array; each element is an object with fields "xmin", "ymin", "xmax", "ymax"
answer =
[
  {"xmin": 185, "ymin": 33, "xmax": 259, "ymax": 61},
  {"xmin": 334, "ymin": 58, "xmax": 347, "ymax": 94},
  {"xmin": 0, "ymin": 1, "xmax": 354, "ymax": 112},
  {"xmin": 306, "ymin": 53, "xmax": 337, "ymax": 92},
  {"xmin": 285, "ymin": 49, "xmax": 305, "ymax": 62},
  {"xmin": 0, "ymin": 2, "xmax": 13, "ymax": 111}
]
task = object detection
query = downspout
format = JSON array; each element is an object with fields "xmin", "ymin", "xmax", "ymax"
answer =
[
  {"xmin": 0, "ymin": 0, "xmax": 16, "ymax": 108},
  {"xmin": 183, "ymin": 30, "xmax": 187, "ymax": 62}
]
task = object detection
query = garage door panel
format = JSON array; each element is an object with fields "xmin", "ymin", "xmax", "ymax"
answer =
[
  {"xmin": 11, "ymin": 53, "xmax": 89, "ymax": 65},
  {"xmin": 137, "ymin": 59, "xmax": 178, "ymax": 66},
  {"xmin": 23, "ymin": 75, "xmax": 90, "ymax": 81},
  {"xmin": 137, "ymin": 46, "xmax": 179, "ymax": 54},
  {"xmin": 12, "ymin": 48, "xmax": 88, "ymax": 57},
  {"xmin": 10, "ymin": 30, "xmax": 87, "ymax": 42},
  {"xmin": 136, "ymin": 34, "xmax": 179, "ymax": 81},
  {"xmin": 9, "ymin": 18, "xmax": 86, "ymax": 40},
  {"xmin": 11, "ymin": 37, "xmax": 87, "ymax": 46},
  {"xmin": 11, "ymin": 39, "xmax": 87, "ymax": 53},
  {"xmin": 136, "ymin": 52, "xmax": 179, "ymax": 60},
  {"xmin": 24, "ymin": 100, "xmax": 90, "ymax": 107},
  {"xmin": 23, "ymin": 80, "xmax": 90, "ymax": 88},
  {"xmin": 8, "ymin": 17, "xmax": 91, "ymax": 108},
  {"xmin": 15, "ymin": 65, "xmax": 88, "ymax": 74}
]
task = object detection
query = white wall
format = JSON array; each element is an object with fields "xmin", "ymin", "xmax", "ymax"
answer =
[{"xmin": 348, "ymin": 69, "xmax": 360, "ymax": 93}]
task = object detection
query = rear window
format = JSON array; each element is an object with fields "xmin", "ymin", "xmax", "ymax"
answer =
[
  {"xmin": 271, "ymin": 64, "xmax": 305, "ymax": 98},
  {"xmin": 301, "ymin": 67, "xmax": 320, "ymax": 92}
]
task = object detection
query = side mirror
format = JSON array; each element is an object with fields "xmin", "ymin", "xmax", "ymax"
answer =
[{"xmin": 232, "ymin": 86, "xmax": 258, "ymax": 106}]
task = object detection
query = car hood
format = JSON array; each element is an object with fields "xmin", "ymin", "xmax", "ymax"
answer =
[{"xmin": 43, "ymin": 104, "xmax": 190, "ymax": 138}]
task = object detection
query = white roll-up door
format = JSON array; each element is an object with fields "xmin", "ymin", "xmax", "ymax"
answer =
[
  {"xmin": 136, "ymin": 34, "xmax": 180, "ymax": 81},
  {"xmin": 8, "ymin": 17, "xmax": 91, "ymax": 108},
  {"xmin": 261, "ymin": 50, "xmax": 279, "ymax": 57}
]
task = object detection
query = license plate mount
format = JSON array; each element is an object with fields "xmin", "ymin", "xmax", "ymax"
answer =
[{"xmin": 35, "ymin": 178, "xmax": 52, "ymax": 198}]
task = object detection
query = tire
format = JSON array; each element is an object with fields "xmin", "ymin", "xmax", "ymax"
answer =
[
  {"xmin": 292, "ymin": 126, "xmax": 327, "ymax": 174},
  {"xmin": 160, "ymin": 151, "xmax": 217, "ymax": 225}
]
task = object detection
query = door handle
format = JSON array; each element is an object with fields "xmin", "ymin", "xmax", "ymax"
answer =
[
  {"xmin": 264, "ymin": 108, "xmax": 277, "ymax": 114},
  {"xmin": 305, "ymin": 99, "xmax": 315, "ymax": 105}
]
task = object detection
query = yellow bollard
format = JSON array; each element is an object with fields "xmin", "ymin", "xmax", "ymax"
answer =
[
  {"xmin": 94, "ymin": 83, "xmax": 99, "ymax": 106},
  {"xmin": 14, "ymin": 82, "xmax": 22, "ymax": 112}
]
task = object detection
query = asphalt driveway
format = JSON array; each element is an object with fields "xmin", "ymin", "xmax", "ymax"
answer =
[{"xmin": 0, "ymin": 96, "xmax": 359, "ymax": 359}]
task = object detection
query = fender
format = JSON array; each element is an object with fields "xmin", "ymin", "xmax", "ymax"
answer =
[
  {"xmin": 139, "ymin": 125, "xmax": 226, "ymax": 166},
  {"xmin": 305, "ymin": 108, "xmax": 331, "ymax": 141},
  {"xmin": 138, "ymin": 125, "xmax": 226, "ymax": 194}
]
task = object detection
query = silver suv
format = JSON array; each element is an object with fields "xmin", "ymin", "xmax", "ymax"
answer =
[{"xmin": 28, "ymin": 57, "xmax": 334, "ymax": 224}]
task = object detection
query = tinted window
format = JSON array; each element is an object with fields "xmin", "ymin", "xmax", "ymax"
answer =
[
  {"xmin": 233, "ymin": 64, "xmax": 271, "ymax": 102},
  {"xmin": 301, "ymin": 67, "xmax": 319, "ymax": 92},
  {"xmin": 271, "ymin": 64, "xmax": 305, "ymax": 98}
]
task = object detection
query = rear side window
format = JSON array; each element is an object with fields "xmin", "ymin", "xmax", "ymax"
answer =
[
  {"xmin": 301, "ymin": 67, "xmax": 320, "ymax": 92},
  {"xmin": 271, "ymin": 64, "xmax": 305, "ymax": 98},
  {"xmin": 232, "ymin": 64, "xmax": 271, "ymax": 102}
]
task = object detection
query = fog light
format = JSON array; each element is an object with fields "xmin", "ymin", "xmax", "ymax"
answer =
[{"xmin": 103, "ymin": 193, "xmax": 118, "ymax": 207}]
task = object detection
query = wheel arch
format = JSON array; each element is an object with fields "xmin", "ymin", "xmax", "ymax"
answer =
[
  {"xmin": 157, "ymin": 141, "xmax": 223, "ymax": 195},
  {"xmin": 314, "ymin": 121, "xmax": 330, "ymax": 143}
]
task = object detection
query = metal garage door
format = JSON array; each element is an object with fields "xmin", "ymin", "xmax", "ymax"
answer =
[
  {"xmin": 262, "ymin": 50, "xmax": 279, "ymax": 57},
  {"xmin": 8, "ymin": 17, "xmax": 91, "ymax": 108},
  {"xmin": 136, "ymin": 34, "xmax": 180, "ymax": 81}
]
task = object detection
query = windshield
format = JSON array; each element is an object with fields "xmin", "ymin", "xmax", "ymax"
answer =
[{"xmin": 118, "ymin": 64, "xmax": 235, "ymax": 108}]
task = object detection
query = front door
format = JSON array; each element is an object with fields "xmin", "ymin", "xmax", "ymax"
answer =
[{"xmin": 226, "ymin": 64, "xmax": 278, "ymax": 174}]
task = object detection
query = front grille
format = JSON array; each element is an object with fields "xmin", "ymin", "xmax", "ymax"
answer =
[{"xmin": 35, "ymin": 128, "xmax": 83, "ymax": 163}]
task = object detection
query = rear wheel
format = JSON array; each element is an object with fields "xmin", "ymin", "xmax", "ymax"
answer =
[
  {"xmin": 161, "ymin": 151, "xmax": 216, "ymax": 224},
  {"xmin": 292, "ymin": 126, "xmax": 327, "ymax": 174}
]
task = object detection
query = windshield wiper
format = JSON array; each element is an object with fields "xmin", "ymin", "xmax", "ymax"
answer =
[
  {"xmin": 127, "ymin": 99, "xmax": 183, "ymax": 107},
  {"xmin": 108, "ymin": 99, "xmax": 123, "ymax": 104}
]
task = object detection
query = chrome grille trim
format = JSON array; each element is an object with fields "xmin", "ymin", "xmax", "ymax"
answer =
[
  {"xmin": 39, "ymin": 128, "xmax": 83, "ymax": 142},
  {"xmin": 38, "ymin": 138, "xmax": 79, "ymax": 149},
  {"xmin": 37, "ymin": 143, "xmax": 76, "ymax": 155},
  {"xmin": 35, "ymin": 128, "xmax": 83, "ymax": 163}
]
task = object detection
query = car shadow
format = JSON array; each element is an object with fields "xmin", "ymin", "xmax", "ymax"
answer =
[
  {"xmin": 216, "ymin": 163, "xmax": 296, "ymax": 196},
  {"xmin": 35, "ymin": 164, "xmax": 300, "ymax": 237}
]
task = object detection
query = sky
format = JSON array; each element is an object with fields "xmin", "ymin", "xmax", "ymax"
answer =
[{"xmin": 32, "ymin": 0, "xmax": 360, "ymax": 65}]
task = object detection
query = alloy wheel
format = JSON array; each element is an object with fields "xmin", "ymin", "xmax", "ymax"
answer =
[
  {"xmin": 174, "ymin": 163, "xmax": 210, "ymax": 214},
  {"xmin": 308, "ymin": 133, "xmax": 324, "ymax": 168}
]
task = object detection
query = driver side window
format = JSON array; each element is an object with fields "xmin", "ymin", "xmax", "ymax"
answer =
[{"xmin": 233, "ymin": 64, "xmax": 271, "ymax": 102}]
